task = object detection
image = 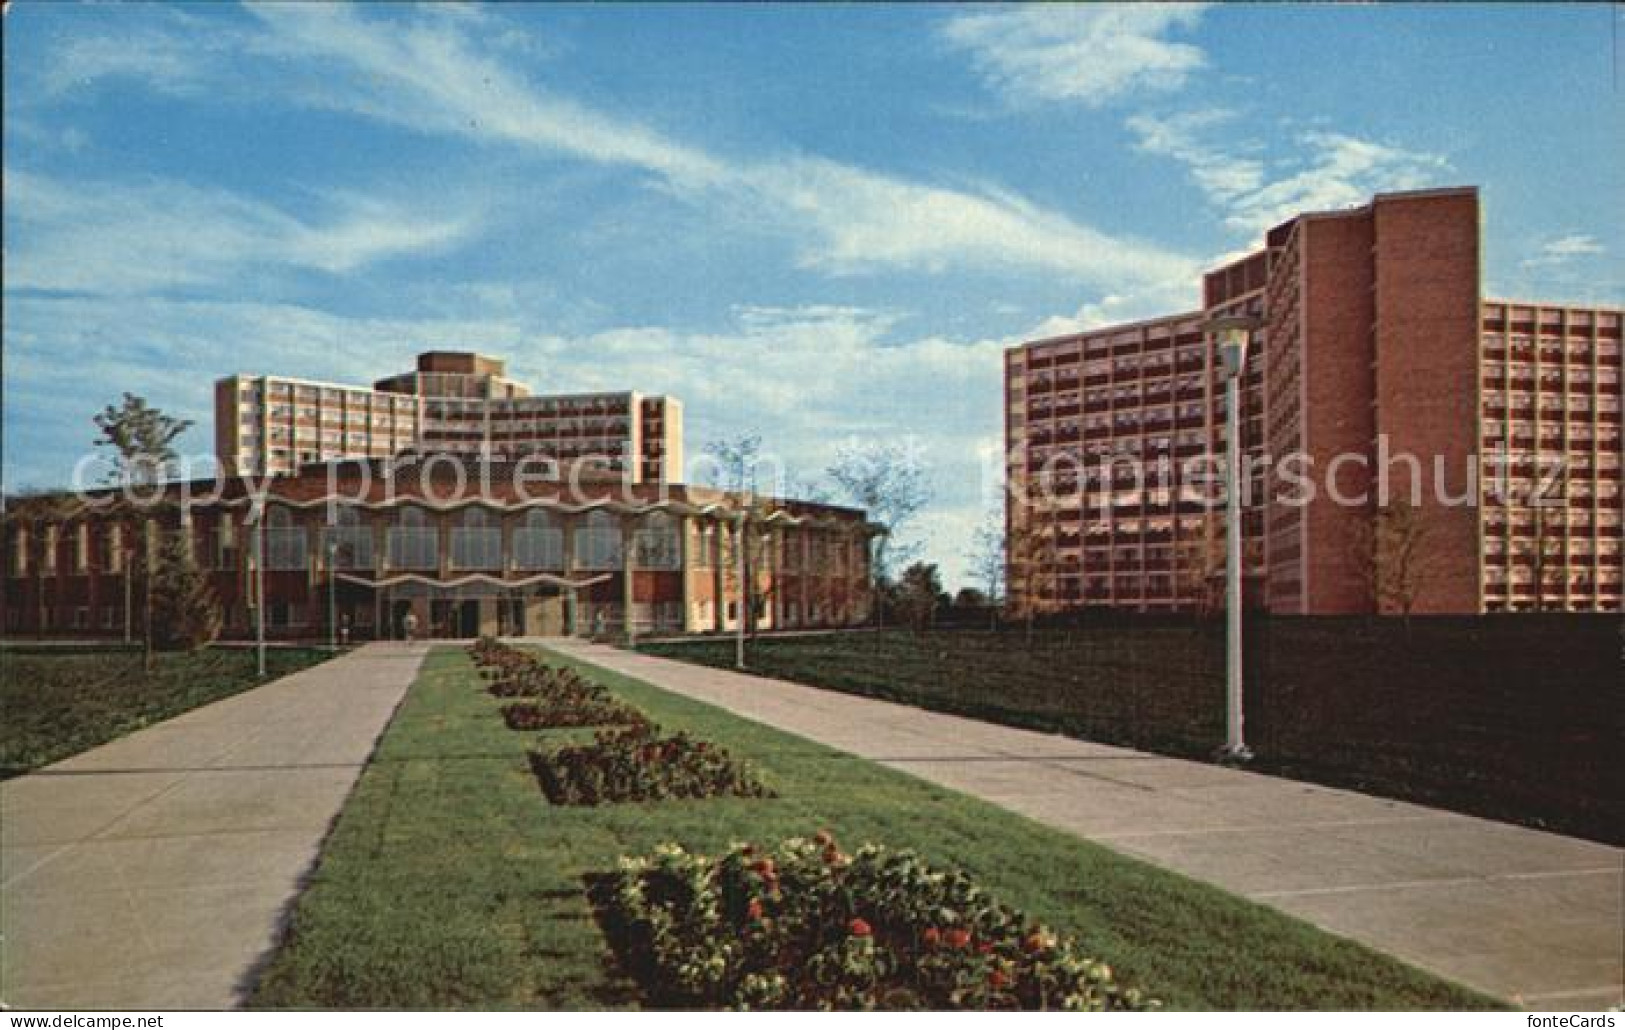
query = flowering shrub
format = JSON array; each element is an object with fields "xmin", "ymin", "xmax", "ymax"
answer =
[
  {"xmin": 501, "ymin": 697, "xmax": 647, "ymax": 731},
  {"xmin": 530, "ymin": 725, "xmax": 773, "ymax": 806},
  {"xmin": 595, "ymin": 833, "xmax": 1157, "ymax": 1010}
]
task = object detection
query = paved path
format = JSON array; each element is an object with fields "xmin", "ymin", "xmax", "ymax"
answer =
[
  {"xmin": 2, "ymin": 643, "xmax": 429, "ymax": 1009},
  {"xmin": 548, "ymin": 640, "xmax": 1623, "ymax": 1010}
]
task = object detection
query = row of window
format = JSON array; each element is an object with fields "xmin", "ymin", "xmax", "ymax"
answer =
[{"xmin": 9, "ymin": 509, "xmax": 862, "ymax": 578}]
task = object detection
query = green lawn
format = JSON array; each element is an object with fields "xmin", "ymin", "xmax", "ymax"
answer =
[
  {"xmin": 0, "ymin": 645, "xmax": 334, "ymax": 777},
  {"xmin": 641, "ymin": 617, "xmax": 1622, "ymax": 844},
  {"xmin": 250, "ymin": 645, "xmax": 1499, "ymax": 1010}
]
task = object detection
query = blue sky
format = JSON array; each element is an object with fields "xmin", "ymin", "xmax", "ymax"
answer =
[{"xmin": 4, "ymin": 2, "xmax": 1621, "ymax": 587}]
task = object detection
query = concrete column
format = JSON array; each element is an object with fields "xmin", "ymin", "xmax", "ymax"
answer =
[
  {"xmin": 679, "ymin": 515, "xmax": 696, "ymax": 633},
  {"xmin": 798, "ymin": 528, "xmax": 811, "ymax": 628},
  {"xmin": 501, "ymin": 512, "xmax": 514, "ymax": 574},
  {"xmin": 711, "ymin": 520, "xmax": 727, "ymax": 632},
  {"xmin": 768, "ymin": 524, "xmax": 783, "ymax": 629},
  {"xmin": 560, "ymin": 512, "xmax": 578, "ymax": 635},
  {"xmin": 373, "ymin": 517, "xmax": 388, "ymax": 575},
  {"xmin": 621, "ymin": 515, "xmax": 637, "ymax": 646},
  {"xmin": 437, "ymin": 513, "xmax": 451, "ymax": 580},
  {"xmin": 178, "ymin": 507, "xmax": 194, "ymax": 564}
]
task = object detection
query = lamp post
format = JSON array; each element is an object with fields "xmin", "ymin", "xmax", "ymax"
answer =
[
  {"xmin": 326, "ymin": 538, "xmax": 339, "ymax": 650},
  {"xmin": 734, "ymin": 511, "xmax": 748, "ymax": 670},
  {"xmin": 253, "ymin": 515, "xmax": 267, "ymax": 678},
  {"xmin": 1206, "ymin": 313, "xmax": 1261, "ymax": 762},
  {"xmin": 123, "ymin": 538, "xmax": 134, "ymax": 646}
]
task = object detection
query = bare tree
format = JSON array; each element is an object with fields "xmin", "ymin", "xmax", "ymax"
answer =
[
  {"xmin": 1006, "ymin": 501, "xmax": 1059, "ymax": 644},
  {"xmin": 826, "ymin": 440, "xmax": 931, "ymax": 624},
  {"xmin": 1173, "ymin": 514, "xmax": 1224, "ymax": 621},
  {"xmin": 1354, "ymin": 498, "xmax": 1439, "ymax": 631},
  {"xmin": 703, "ymin": 433, "xmax": 765, "ymax": 495},
  {"xmin": 1527, "ymin": 468, "xmax": 1568, "ymax": 612},
  {"xmin": 965, "ymin": 506, "xmax": 1005, "ymax": 630}
]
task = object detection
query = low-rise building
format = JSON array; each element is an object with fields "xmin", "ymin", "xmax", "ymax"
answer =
[{"xmin": 2, "ymin": 459, "xmax": 874, "ymax": 641}]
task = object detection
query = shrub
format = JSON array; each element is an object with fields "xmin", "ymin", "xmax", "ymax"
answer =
[
  {"xmin": 501, "ymin": 698, "xmax": 647, "ymax": 731},
  {"xmin": 596, "ymin": 833, "xmax": 1158, "ymax": 1011},
  {"xmin": 530, "ymin": 725, "xmax": 772, "ymax": 806}
]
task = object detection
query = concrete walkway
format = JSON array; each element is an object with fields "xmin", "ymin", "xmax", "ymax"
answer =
[
  {"xmin": 548, "ymin": 640, "xmax": 1623, "ymax": 1010},
  {"xmin": 2, "ymin": 643, "xmax": 429, "ymax": 1009}
]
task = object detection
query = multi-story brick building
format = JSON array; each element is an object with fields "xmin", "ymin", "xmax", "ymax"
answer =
[
  {"xmin": 216, "ymin": 351, "xmax": 684, "ymax": 484},
  {"xmin": 2, "ymin": 459, "xmax": 873, "ymax": 641},
  {"xmin": 1006, "ymin": 187, "xmax": 1622, "ymax": 615}
]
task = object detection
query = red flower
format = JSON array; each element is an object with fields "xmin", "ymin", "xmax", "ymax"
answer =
[
  {"xmin": 848, "ymin": 917, "xmax": 873, "ymax": 938},
  {"xmin": 988, "ymin": 969, "xmax": 1010, "ymax": 990},
  {"xmin": 747, "ymin": 898, "xmax": 764, "ymax": 921},
  {"xmin": 813, "ymin": 829, "xmax": 834, "ymax": 847},
  {"xmin": 977, "ymin": 941, "xmax": 994, "ymax": 955},
  {"xmin": 945, "ymin": 928, "xmax": 972, "ymax": 950},
  {"xmin": 922, "ymin": 927, "xmax": 941, "ymax": 947},
  {"xmin": 1023, "ymin": 932, "xmax": 1047, "ymax": 954}
]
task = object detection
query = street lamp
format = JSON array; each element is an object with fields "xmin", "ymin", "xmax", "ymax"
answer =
[
  {"xmin": 326, "ymin": 538, "xmax": 340, "ymax": 650},
  {"xmin": 734, "ymin": 511, "xmax": 748, "ymax": 670},
  {"xmin": 252, "ymin": 515, "xmax": 267, "ymax": 678},
  {"xmin": 1206, "ymin": 313, "xmax": 1261, "ymax": 762}
]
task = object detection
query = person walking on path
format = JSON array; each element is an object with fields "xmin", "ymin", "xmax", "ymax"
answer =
[{"xmin": 403, "ymin": 609, "xmax": 419, "ymax": 642}]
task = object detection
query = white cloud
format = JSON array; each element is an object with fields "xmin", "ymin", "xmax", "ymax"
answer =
[
  {"xmin": 1128, "ymin": 112, "xmax": 1451, "ymax": 237},
  {"xmin": 38, "ymin": 3, "xmax": 1199, "ymax": 290},
  {"xmin": 942, "ymin": 3, "xmax": 1211, "ymax": 107},
  {"xmin": 1522, "ymin": 233, "xmax": 1606, "ymax": 268},
  {"xmin": 3, "ymin": 168, "xmax": 478, "ymax": 295}
]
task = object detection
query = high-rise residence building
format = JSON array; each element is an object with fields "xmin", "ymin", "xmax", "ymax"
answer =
[
  {"xmin": 215, "ymin": 352, "xmax": 684, "ymax": 483},
  {"xmin": 1005, "ymin": 187, "xmax": 1622, "ymax": 615}
]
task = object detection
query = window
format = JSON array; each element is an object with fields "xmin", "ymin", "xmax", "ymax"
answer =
[
  {"xmin": 388, "ymin": 505, "xmax": 438, "ymax": 569},
  {"xmin": 632, "ymin": 512, "xmax": 680, "ymax": 570},
  {"xmin": 321, "ymin": 506, "xmax": 372, "ymax": 570},
  {"xmin": 269, "ymin": 601, "xmax": 306, "ymax": 627},
  {"xmin": 450, "ymin": 508, "xmax": 501, "ymax": 569},
  {"xmin": 574, "ymin": 510, "xmax": 622, "ymax": 570},
  {"xmin": 9, "ymin": 526, "xmax": 26, "ymax": 577},
  {"xmin": 513, "ymin": 509, "xmax": 563, "ymax": 570},
  {"xmin": 264, "ymin": 507, "xmax": 309, "ymax": 570}
]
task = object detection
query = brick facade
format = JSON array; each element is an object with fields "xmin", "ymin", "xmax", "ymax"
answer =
[{"xmin": 1007, "ymin": 187, "xmax": 1622, "ymax": 615}]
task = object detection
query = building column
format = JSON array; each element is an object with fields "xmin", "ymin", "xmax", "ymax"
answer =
[
  {"xmin": 560, "ymin": 512, "xmax": 578, "ymax": 636},
  {"xmin": 680, "ymin": 515, "xmax": 697, "ymax": 633},
  {"xmin": 621, "ymin": 514, "xmax": 637, "ymax": 646},
  {"xmin": 712, "ymin": 520, "xmax": 727, "ymax": 633},
  {"xmin": 373, "ymin": 516, "xmax": 388, "ymax": 575},
  {"xmin": 767, "ymin": 524, "xmax": 783, "ymax": 629},
  {"xmin": 798, "ymin": 528, "xmax": 811, "ymax": 628},
  {"xmin": 437, "ymin": 512, "xmax": 452, "ymax": 580}
]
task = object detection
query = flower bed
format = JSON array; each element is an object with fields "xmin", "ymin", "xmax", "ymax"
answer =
[
  {"xmin": 501, "ymin": 697, "xmax": 647, "ymax": 731},
  {"xmin": 594, "ymin": 833, "xmax": 1158, "ymax": 1010},
  {"xmin": 487, "ymin": 664, "xmax": 596, "ymax": 699},
  {"xmin": 529, "ymin": 725, "xmax": 772, "ymax": 806}
]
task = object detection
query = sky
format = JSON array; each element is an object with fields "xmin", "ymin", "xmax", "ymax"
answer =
[{"xmin": 4, "ymin": 2, "xmax": 1622, "ymax": 588}]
